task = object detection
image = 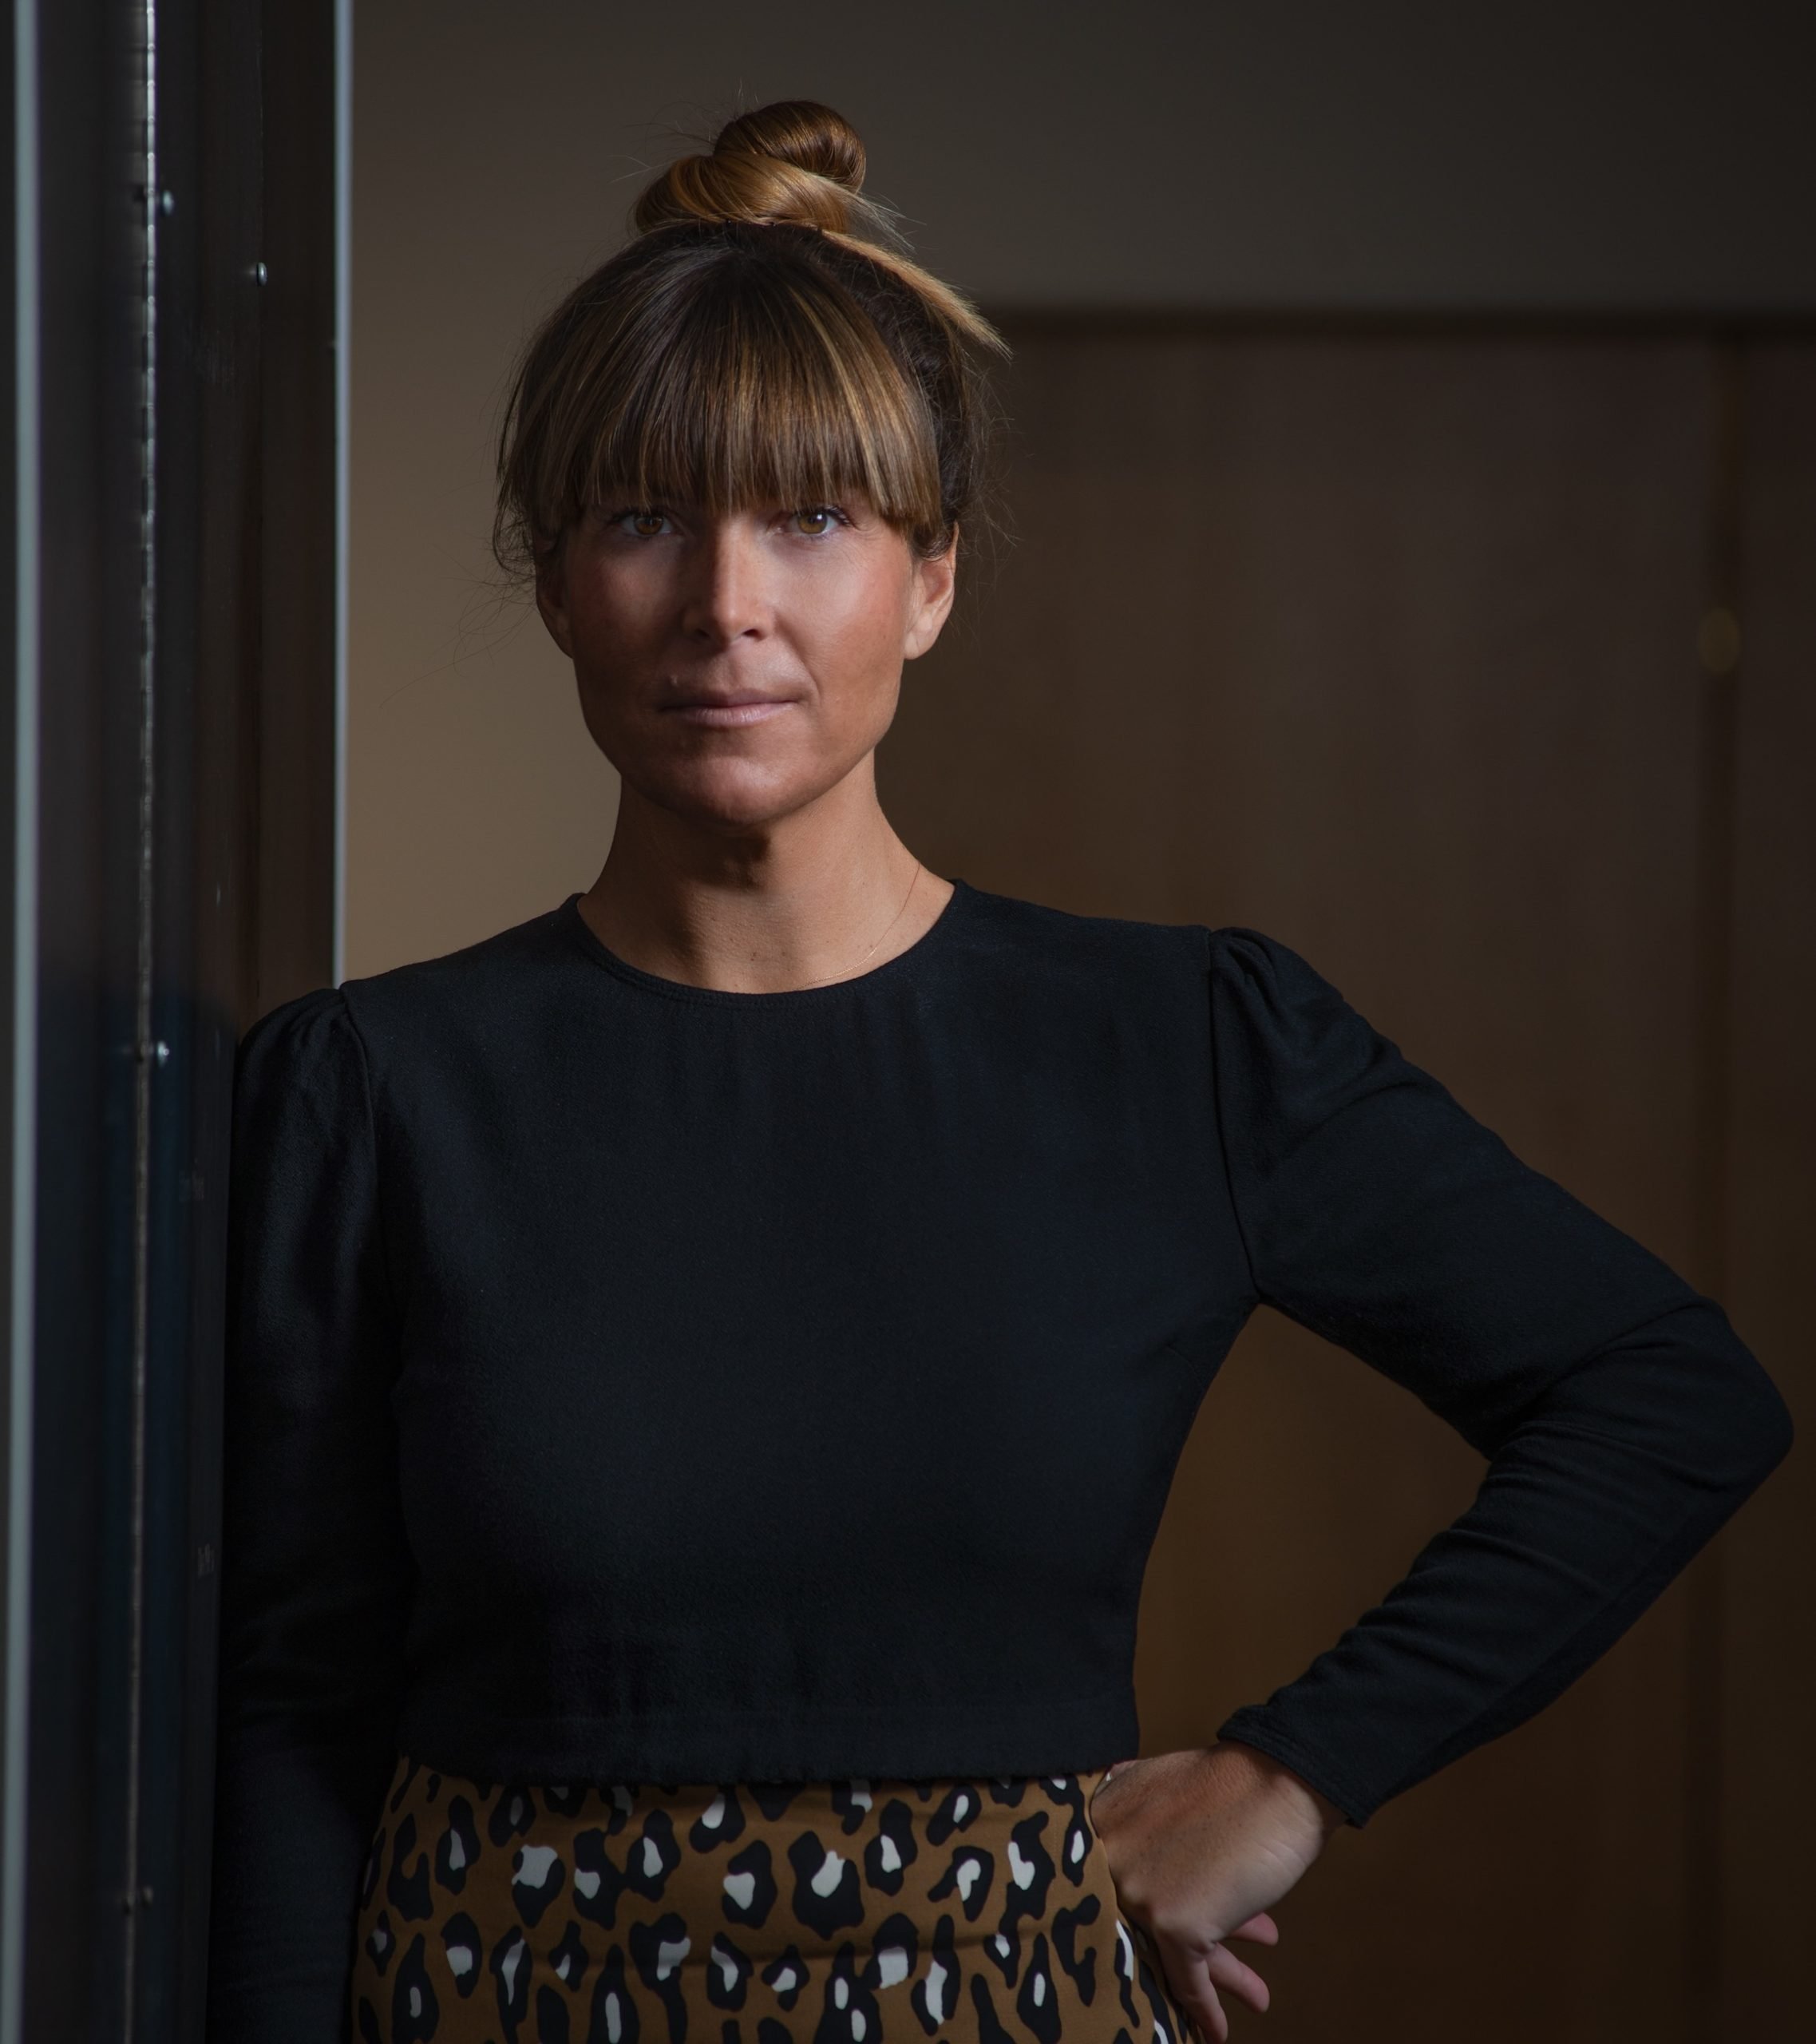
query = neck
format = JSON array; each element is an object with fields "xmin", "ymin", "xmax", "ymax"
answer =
[{"xmin": 577, "ymin": 766, "xmax": 952, "ymax": 993}]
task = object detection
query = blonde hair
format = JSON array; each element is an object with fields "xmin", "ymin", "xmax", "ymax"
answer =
[{"xmin": 493, "ymin": 101, "xmax": 1008, "ymax": 576}]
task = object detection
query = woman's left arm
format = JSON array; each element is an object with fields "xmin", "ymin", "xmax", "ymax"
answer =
[{"xmin": 1091, "ymin": 926, "xmax": 1795, "ymax": 2038}]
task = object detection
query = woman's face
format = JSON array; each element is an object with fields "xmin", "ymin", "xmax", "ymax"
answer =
[{"xmin": 536, "ymin": 489, "xmax": 956, "ymax": 834}]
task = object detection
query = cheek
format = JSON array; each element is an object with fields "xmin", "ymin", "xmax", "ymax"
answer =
[
  {"xmin": 568, "ymin": 568, "xmax": 659, "ymax": 659},
  {"xmin": 800, "ymin": 573, "xmax": 910, "ymax": 696},
  {"xmin": 563, "ymin": 592, "xmax": 672, "ymax": 731}
]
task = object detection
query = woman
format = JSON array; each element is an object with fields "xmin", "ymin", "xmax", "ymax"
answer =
[{"xmin": 205, "ymin": 101, "xmax": 1793, "ymax": 2044}]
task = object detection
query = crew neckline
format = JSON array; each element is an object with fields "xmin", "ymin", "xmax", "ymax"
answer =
[{"xmin": 556, "ymin": 876, "xmax": 975, "ymax": 1005}]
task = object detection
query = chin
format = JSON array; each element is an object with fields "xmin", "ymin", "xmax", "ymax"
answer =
[{"xmin": 639, "ymin": 760, "xmax": 833, "ymax": 833}]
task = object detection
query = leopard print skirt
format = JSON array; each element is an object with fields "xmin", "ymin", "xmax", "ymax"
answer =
[{"xmin": 350, "ymin": 1756, "xmax": 1201, "ymax": 2044}]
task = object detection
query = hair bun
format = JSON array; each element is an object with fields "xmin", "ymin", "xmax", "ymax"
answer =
[
  {"xmin": 631, "ymin": 100, "xmax": 893, "ymax": 244},
  {"xmin": 713, "ymin": 101, "xmax": 865, "ymax": 192}
]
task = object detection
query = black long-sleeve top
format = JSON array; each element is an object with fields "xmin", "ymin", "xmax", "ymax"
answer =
[{"xmin": 205, "ymin": 881, "xmax": 1793, "ymax": 2041}]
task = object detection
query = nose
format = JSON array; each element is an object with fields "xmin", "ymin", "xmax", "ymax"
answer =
[{"xmin": 679, "ymin": 518, "xmax": 771, "ymax": 646}]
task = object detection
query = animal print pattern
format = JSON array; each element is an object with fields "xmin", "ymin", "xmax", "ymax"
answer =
[{"xmin": 350, "ymin": 1756, "xmax": 1201, "ymax": 2044}]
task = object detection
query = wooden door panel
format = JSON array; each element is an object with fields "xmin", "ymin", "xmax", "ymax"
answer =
[{"xmin": 1719, "ymin": 343, "xmax": 1816, "ymax": 2044}]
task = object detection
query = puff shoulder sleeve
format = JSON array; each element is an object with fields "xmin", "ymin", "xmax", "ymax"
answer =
[
  {"xmin": 1204, "ymin": 927, "xmax": 1794, "ymax": 1827},
  {"xmin": 206, "ymin": 988, "xmax": 414, "ymax": 2043}
]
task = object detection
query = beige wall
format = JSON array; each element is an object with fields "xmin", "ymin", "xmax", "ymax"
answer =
[{"xmin": 346, "ymin": 0, "xmax": 1816, "ymax": 976}]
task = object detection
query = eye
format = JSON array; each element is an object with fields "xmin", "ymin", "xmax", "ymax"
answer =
[
  {"xmin": 787, "ymin": 505, "xmax": 848, "ymax": 537},
  {"xmin": 609, "ymin": 507, "xmax": 674, "ymax": 540}
]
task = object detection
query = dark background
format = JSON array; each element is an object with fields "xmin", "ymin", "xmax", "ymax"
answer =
[
  {"xmin": 346, "ymin": 14, "xmax": 1814, "ymax": 2038},
  {"xmin": 348, "ymin": 7, "xmax": 1814, "ymax": 2042},
  {"xmin": 5, "ymin": 2, "xmax": 1811, "ymax": 2038}
]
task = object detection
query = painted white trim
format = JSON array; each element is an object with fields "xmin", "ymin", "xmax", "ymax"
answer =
[{"xmin": 2, "ymin": 0, "xmax": 41, "ymax": 2032}]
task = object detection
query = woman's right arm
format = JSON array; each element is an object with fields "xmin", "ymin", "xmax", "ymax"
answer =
[{"xmin": 205, "ymin": 988, "xmax": 415, "ymax": 2044}]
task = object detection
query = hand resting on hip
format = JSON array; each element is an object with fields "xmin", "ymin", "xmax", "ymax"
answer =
[{"xmin": 1087, "ymin": 1741, "xmax": 1347, "ymax": 2042}]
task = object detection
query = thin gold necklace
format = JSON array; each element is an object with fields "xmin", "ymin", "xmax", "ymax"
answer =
[{"xmin": 794, "ymin": 861, "xmax": 926, "ymax": 989}]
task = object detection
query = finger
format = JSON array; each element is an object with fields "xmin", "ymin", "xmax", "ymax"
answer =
[
  {"xmin": 1207, "ymin": 1939, "xmax": 1272, "ymax": 2017},
  {"xmin": 1224, "ymin": 1908, "xmax": 1280, "ymax": 1946},
  {"xmin": 1154, "ymin": 1939, "xmax": 1229, "ymax": 2044},
  {"xmin": 1181, "ymin": 1975, "xmax": 1228, "ymax": 2044}
]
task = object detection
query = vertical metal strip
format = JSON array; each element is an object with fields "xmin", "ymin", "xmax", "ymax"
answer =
[
  {"xmin": 1, "ymin": 0, "xmax": 41, "ymax": 2022},
  {"xmin": 332, "ymin": 0, "xmax": 350, "ymax": 985},
  {"xmin": 121, "ymin": 0, "xmax": 158, "ymax": 2025}
]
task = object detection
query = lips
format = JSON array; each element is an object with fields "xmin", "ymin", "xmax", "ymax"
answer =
[
  {"xmin": 663, "ymin": 694, "xmax": 793, "ymax": 707},
  {"xmin": 660, "ymin": 694, "xmax": 799, "ymax": 727}
]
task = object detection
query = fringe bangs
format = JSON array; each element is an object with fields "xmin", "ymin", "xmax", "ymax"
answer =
[{"xmin": 500, "ymin": 239, "xmax": 951, "ymax": 570}]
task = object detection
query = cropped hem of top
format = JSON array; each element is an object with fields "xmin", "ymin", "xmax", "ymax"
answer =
[
  {"xmin": 206, "ymin": 877, "xmax": 1793, "ymax": 2043},
  {"xmin": 398, "ymin": 1687, "xmax": 1141, "ymax": 1790}
]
